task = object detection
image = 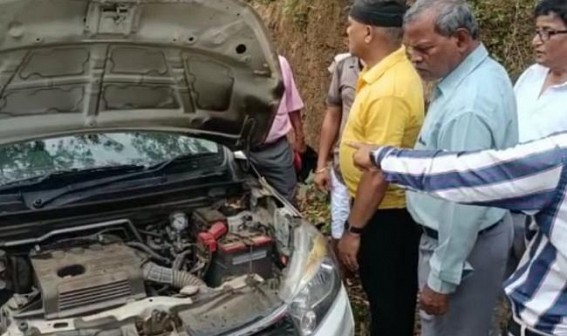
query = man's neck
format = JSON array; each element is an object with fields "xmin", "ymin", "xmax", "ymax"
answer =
[
  {"xmin": 548, "ymin": 67, "xmax": 567, "ymax": 85},
  {"xmin": 441, "ymin": 41, "xmax": 480, "ymax": 80},
  {"xmin": 461, "ymin": 41, "xmax": 481, "ymax": 62},
  {"xmin": 361, "ymin": 44, "xmax": 400, "ymax": 69}
]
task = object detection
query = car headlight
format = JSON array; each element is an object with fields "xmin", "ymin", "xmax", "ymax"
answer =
[{"xmin": 280, "ymin": 223, "xmax": 341, "ymax": 335}]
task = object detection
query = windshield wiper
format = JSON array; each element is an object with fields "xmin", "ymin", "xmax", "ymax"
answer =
[
  {"xmin": 0, "ymin": 165, "xmax": 146, "ymax": 192},
  {"xmin": 0, "ymin": 152, "xmax": 219, "ymax": 193},
  {"xmin": 21, "ymin": 153, "xmax": 223, "ymax": 209},
  {"xmin": 30, "ymin": 169, "xmax": 226, "ymax": 209}
]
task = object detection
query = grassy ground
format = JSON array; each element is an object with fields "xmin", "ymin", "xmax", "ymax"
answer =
[{"xmin": 296, "ymin": 180, "xmax": 510, "ymax": 336}]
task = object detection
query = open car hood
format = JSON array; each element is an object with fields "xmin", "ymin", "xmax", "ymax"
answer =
[{"xmin": 0, "ymin": 0, "xmax": 284, "ymax": 149}]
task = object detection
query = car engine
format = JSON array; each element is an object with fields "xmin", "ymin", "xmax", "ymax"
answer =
[
  {"xmin": 0, "ymin": 192, "xmax": 298, "ymax": 335},
  {"xmin": 30, "ymin": 242, "xmax": 146, "ymax": 320}
]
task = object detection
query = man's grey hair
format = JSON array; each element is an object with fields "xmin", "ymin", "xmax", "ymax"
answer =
[{"xmin": 404, "ymin": 0, "xmax": 480, "ymax": 39}]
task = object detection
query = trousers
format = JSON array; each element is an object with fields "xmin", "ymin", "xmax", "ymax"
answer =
[
  {"xmin": 419, "ymin": 214, "xmax": 513, "ymax": 336},
  {"xmin": 357, "ymin": 208, "xmax": 420, "ymax": 336}
]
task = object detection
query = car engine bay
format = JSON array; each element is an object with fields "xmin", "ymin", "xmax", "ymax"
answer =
[{"xmin": 0, "ymin": 187, "xmax": 301, "ymax": 336}]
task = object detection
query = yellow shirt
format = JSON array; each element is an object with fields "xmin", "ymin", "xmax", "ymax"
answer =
[{"xmin": 339, "ymin": 47, "xmax": 424, "ymax": 209}]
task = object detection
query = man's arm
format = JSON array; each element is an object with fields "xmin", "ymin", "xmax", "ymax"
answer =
[
  {"xmin": 289, "ymin": 110, "xmax": 305, "ymax": 152},
  {"xmin": 348, "ymin": 169, "xmax": 388, "ymax": 227},
  {"xmin": 347, "ymin": 96, "xmax": 411, "ymax": 228},
  {"xmin": 279, "ymin": 56, "xmax": 305, "ymax": 153},
  {"xmin": 315, "ymin": 59, "xmax": 344, "ymax": 190},
  {"xmin": 317, "ymin": 106, "xmax": 342, "ymax": 167},
  {"xmin": 371, "ymin": 134, "xmax": 566, "ymax": 212},
  {"xmin": 338, "ymin": 96, "xmax": 411, "ymax": 271}
]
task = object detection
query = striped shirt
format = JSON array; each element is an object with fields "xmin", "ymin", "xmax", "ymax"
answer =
[{"xmin": 369, "ymin": 132, "xmax": 567, "ymax": 336}]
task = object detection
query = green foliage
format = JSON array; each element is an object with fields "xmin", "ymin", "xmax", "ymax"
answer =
[
  {"xmin": 470, "ymin": 0, "xmax": 536, "ymax": 80},
  {"xmin": 253, "ymin": 0, "xmax": 537, "ymax": 80}
]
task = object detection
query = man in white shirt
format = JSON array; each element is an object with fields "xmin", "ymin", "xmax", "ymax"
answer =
[{"xmin": 509, "ymin": 0, "xmax": 567, "ymax": 274}]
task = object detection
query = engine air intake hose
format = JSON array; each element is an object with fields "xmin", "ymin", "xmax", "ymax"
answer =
[{"xmin": 142, "ymin": 262, "xmax": 208, "ymax": 289}]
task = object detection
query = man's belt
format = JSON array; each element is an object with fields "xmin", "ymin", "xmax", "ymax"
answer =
[{"xmin": 421, "ymin": 220, "xmax": 501, "ymax": 240}]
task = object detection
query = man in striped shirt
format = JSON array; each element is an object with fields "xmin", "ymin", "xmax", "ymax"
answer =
[{"xmin": 347, "ymin": 135, "xmax": 567, "ymax": 336}]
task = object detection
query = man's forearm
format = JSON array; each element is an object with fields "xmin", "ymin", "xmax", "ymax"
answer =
[
  {"xmin": 371, "ymin": 144, "xmax": 564, "ymax": 212},
  {"xmin": 348, "ymin": 170, "xmax": 388, "ymax": 228},
  {"xmin": 289, "ymin": 111, "xmax": 304, "ymax": 139},
  {"xmin": 317, "ymin": 107, "xmax": 342, "ymax": 168}
]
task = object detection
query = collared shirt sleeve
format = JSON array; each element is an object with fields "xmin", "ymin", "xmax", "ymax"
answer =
[
  {"xmin": 425, "ymin": 112, "xmax": 499, "ymax": 292},
  {"xmin": 372, "ymin": 134, "xmax": 566, "ymax": 290},
  {"xmin": 372, "ymin": 136, "xmax": 565, "ymax": 213},
  {"xmin": 279, "ymin": 56, "xmax": 304, "ymax": 113},
  {"xmin": 326, "ymin": 60, "xmax": 342, "ymax": 107},
  {"xmin": 361, "ymin": 96, "xmax": 410, "ymax": 147}
]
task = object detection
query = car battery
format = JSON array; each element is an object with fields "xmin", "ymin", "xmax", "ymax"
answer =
[{"xmin": 206, "ymin": 232, "xmax": 274, "ymax": 287}]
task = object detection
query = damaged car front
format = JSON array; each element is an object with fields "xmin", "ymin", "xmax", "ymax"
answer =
[{"xmin": 0, "ymin": 0, "xmax": 354, "ymax": 335}]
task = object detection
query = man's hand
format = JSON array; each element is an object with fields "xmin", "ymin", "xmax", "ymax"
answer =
[
  {"xmin": 293, "ymin": 133, "xmax": 307, "ymax": 153},
  {"xmin": 346, "ymin": 142, "xmax": 379, "ymax": 171},
  {"xmin": 314, "ymin": 168, "xmax": 331, "ymax": 191},
  {"xmin": 419, "ymin": 285, "xmax": 450, "ymax": 316},
  {"xmin": 330, "ymin": 238, "xmax": 352, "ymax": 279},
  {"xmin": 338, "ymin": 233, "xmax": 361, "ymax": 271}
]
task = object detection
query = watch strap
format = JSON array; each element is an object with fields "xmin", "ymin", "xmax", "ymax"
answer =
[{"xmin": 344, "ymin": 220, "xmax": 364, "ymax": 235}]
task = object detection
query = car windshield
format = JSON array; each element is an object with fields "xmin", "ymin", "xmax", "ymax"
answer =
[{"xmin": 0, "ymin": 132, "xmax": 219, "ymax": 185}]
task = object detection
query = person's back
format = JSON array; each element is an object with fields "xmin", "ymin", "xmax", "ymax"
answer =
[{"xmin": 248, "ymin": 55, "xmax": 305, "ymax": 204}]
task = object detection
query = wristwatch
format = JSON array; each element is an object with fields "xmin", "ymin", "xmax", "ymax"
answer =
[{"xmin": 344, "ymin": 220, "xmax": 364, "ymax": 235}]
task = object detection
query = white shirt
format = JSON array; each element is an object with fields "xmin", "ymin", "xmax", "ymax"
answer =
[{"xmin": 515, "ymin": 64, "xmax": 567, "ymax": 142}]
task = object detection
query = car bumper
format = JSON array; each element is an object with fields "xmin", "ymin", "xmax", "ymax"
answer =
[{"xmin": 313, "ymin": 285, "xmax": 354, "ymax": 336}]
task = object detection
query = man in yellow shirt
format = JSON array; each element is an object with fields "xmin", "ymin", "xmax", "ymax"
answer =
[{"xmin": 337, "ymin": 1, "xmax": 424, "ymax": 335}]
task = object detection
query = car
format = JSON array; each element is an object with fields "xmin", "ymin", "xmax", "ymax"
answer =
[{"xmin": 0, "ymin": 0, "xmax": 355, "ymax": 335}]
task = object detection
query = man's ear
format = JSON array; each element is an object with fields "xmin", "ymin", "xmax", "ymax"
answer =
[
  {"xmin": 364, "ymin": 25, "xmax": 373, "ymax": 44},
  {"xmin": 454, "ymin": 28, "xmax": 472, "ymax": 52}
]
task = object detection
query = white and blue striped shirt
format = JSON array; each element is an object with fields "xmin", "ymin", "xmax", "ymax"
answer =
[{"xmin": 370, "ymin": 132, "xmax": 567, "ymax": 336}]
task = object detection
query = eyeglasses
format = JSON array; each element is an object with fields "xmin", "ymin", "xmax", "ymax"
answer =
[{"xmin": 535, "ymin": 29, "xmax": 567, "ymax": 42}]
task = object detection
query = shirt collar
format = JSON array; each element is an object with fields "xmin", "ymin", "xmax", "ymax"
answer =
[
  {"xmin": 346, "ymin": 56, "xmax": 362, "ymax": 74},
  {"xmin": 360, "ymin": 47, "xmax": 407, "ymax": 86},
  {"xmin": 535, "ymin": 64, "xmax": 567, "ymax": 89},
  {"xmin": 437, "ymin": 44, "xmax": 488, "ymax": 95}
]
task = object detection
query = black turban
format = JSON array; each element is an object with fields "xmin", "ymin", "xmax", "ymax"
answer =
[{"xmin": 349, "ymin": 0, "xmax": 407, "ymax": 27}]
